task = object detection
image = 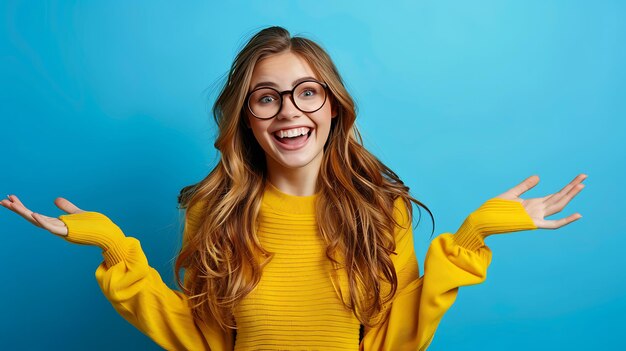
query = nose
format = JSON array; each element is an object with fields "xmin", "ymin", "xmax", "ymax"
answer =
[{"xmin": 276, "ymin": 92, "xmax": 300, "ymax": 120}]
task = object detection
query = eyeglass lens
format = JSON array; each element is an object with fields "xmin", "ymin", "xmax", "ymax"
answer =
[{"xmin": 248, "ymin": 81, "xmax": 326, "ymax": 119}]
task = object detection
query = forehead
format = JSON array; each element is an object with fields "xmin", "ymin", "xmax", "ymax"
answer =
[{"xmin": 249, "ymin": 51, "xmax": 318, "ymax": 90}]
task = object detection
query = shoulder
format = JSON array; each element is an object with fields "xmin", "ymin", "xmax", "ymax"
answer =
[
  {"xmin": 389, "ymin": 196, "xmax": 417, "ymax": 270},
  {"xmin": 390, "ymin": 196, "xmax": 414, "ymax": 250},
  {"xmin": 187, "ymin": 198, "xmax": 207, "ymax": 217},
  {"xmin": 184, "ymin": 198, "xmax": 208, "ymax": 238},
  {"xmin": 392, "ymin": 196, "xmax": 412, "ymax": 230}
]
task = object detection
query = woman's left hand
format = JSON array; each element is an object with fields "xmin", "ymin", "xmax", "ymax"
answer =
[{"xmin": 494, "ymin": 173, "xmax": 587, "ymax": 229}]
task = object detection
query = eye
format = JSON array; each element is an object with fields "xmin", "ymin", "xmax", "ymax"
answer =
[
  {"xmin": 301, "ymin": 89, "xmax": 315, "ymax": 97},
  {"xmin": 258, "ymin": 95, "xmax": 276, "ymax": 104}
]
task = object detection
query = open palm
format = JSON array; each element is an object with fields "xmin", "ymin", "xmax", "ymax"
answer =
[
  {"xmin": 2, "ymin": 173, "xmax": 587, "ymax": 236},
  {"xmin": 0, "ymin": 195, "xmax": 84, "ymax": 237},
  {"xmin": 494, "ymin": 173, "xmax": 587, "ymax": 229}
]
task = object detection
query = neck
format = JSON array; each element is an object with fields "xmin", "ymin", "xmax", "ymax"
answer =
[{"xmin": 266, "ymin": 156, "xmax": 322, "ymax": 197}]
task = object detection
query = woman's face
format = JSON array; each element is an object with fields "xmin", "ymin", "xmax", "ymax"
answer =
[{"xmin": 245, "ymin": 51, "xmax": 336, "ymax": 178}]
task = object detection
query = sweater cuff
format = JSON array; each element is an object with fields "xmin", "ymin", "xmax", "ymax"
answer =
[
  {"xmin": 58, "ymin": 211, "xmax": 127, "ymax": 266},
  {"xmin": 453, "ymin": 217, "xmax": 487, "ymax": 252},
  {"xmin": 453, "ymin": 198, "xmax": 538, "ymax": 252}
]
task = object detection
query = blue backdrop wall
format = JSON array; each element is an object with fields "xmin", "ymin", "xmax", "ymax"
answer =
[{"xmin": 1, "ymin": 1, "xmax": 624, "ymax": 350}]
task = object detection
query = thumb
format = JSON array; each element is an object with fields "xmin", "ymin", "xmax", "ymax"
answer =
[
  {"xmin": 54, "ymin": 197, "xmax": 85, "ymax": 214},
  {"xmin": 499, "ymin": 175, "xmax": 540, "ymax": 199}
]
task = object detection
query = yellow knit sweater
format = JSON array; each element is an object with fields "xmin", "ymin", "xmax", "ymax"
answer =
[{"xmin": 58, "ymin": 182, "xmax": 537, "ymax": 351}]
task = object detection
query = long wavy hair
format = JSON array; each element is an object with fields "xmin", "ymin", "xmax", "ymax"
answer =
[{"xmin": 175, "ymin": 26, "xmax": 434, "ymax": 332}]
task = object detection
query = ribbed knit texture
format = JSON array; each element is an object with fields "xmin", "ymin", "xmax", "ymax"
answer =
[
  {"xmin": 232, "ymin": 182, "xmax": 361, "ymax": 350},
  {"xmin": 58, "ymin": 211, "xmax": 127, "ymax": 266},
  {"xmin": 55, "ymin": 185, "xmax": 538, "ymax": 351},
  {"xmin": 453, "ymin": 198, "xmax": 537, "ymax": 251}
]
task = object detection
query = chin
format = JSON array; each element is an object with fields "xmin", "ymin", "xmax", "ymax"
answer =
[
  {"xmin": 276, "ymin": 156, "xmax": 317, "ymax": 169},
  {"xmin": 269, "ymin": 149, "xmax": 324, "ymax": 170}
]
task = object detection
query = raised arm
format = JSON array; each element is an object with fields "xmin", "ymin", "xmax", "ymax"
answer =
[
  {"xmin": 1, "ymin": 195, "xmax": 233, "ymax": 351},
  {"xmin": 359, "ymin": 173, "xmax": 586, "ymax": 350}
]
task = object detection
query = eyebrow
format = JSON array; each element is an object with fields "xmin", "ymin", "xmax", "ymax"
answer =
[{"xmin": 250, "ymin": 76, "xmax": 319, "ymax": 92}]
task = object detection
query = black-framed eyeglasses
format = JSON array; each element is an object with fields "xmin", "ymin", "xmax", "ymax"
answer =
[{"xmin": 246, "ymin": 79, "xmax": 329, "ymax": 120}]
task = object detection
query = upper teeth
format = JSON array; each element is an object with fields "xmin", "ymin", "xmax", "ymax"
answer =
[{"xmin": 275, "ymin": 127, "xmax": 310, "ymax": 138}]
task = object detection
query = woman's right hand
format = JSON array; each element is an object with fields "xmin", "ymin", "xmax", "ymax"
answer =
[{"xmin": 1, "ymin": 195, "xmax": 85, "ymax": 238}]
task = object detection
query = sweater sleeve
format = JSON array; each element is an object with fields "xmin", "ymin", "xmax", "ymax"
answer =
[
  {"xmin": 58, "ymin": 203, "xmax": 233, "ymax": 351},
  {"xmin": 359, "ymin": 198, "xmax": 537, "ymax": 351}
]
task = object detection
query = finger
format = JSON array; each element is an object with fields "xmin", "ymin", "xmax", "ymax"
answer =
[
  {"xmin": 502, "ymin": 175, "xmax": 540, "ymax": 199},
  {"xmin": 32, "ymin": 213, "xmax": 68, "ymax": 237},
  {"xmin": 2, "ymin": 195, "xmax": 42, "ymax": 228},
  {"xmin": 535, "ymin": 193, "xmax": 554, "ymax": 202},
  {"xmin": 54, "ymin": 197, "xmax": 85, "ymax": 214},
  {"xmin": 538, "ymin": 212, "xmax": 583, "ymax": 229},
  {"xmin": 0, "ymin": 198, "xmax": 12, "ymax": 207},
  {"xmin": 8, "ymin": 194, "xmax": 28, "ymax": 207},
  {"xmin": 544, "ymin": 173, "xmax": 588, "ymax": 206},
  {"xmin": 545, "ymin": 182, "xmax": 585, "ymax": 216},
  {"xmin": 0, "ymin": 199, "xmax": 15, "ymax": 210}
]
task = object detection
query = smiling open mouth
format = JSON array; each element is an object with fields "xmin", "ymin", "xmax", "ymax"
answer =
[{"xmin": 273, "ymin": 128, "xmax": 313, "ymax": 147}]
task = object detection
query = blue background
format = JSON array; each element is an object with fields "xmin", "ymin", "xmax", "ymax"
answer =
[{"xmin": 1, "ymin": 0, "xmax": 624, "ymax": 350}]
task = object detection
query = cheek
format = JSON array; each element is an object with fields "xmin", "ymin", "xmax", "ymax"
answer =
[
  {"xmin": 316, "ymin": 108, "xmax": 334, "ymax": 130},
  {"xmin": 248, "ymin": 120, "xmax": 272, "ymax": 146},
  {"xmin": 249, "ymin": 126, "xmax": 264, "ymax": 144}
]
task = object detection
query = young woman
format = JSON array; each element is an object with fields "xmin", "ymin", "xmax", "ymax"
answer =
[{"xmin": 2, "ymin": 26, "xmax": 586, "ymax": 351}]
